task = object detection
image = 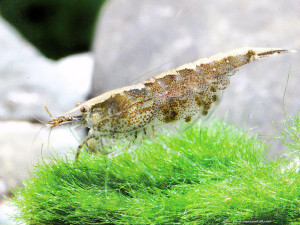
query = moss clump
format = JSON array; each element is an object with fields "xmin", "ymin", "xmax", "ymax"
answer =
[
  {"xmin": 276, "ymin": 112, "xmax": 300, "ymax": 152},
  {"xmin": 11, "ymin": 119, "xmax": 299, "ymax": 224}
]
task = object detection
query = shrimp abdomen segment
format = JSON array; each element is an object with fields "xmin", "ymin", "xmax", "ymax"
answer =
[
  {"xmin": 142, "ymin": 47, "xmax": 289, "ymax": 125},
  {"xmin": 47, "ymin": 47, "xmax": 290, "ymax": 160}
]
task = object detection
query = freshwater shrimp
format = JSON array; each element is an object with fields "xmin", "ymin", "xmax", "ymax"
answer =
[{"xmin": 47, "ymin": 47, "xmax": 290, "ymax": 162}]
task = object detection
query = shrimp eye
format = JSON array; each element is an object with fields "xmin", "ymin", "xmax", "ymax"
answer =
[{"xmin": 80, "ymin": 105, "xmax": 90, "ymax": 113}]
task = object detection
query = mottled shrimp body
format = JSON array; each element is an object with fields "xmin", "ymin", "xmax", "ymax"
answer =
[{"xmin": 46, "ymin": 47, "xmax": 290, "ymax": 162}]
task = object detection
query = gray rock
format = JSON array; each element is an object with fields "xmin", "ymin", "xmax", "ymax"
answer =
[
  {"xmin": 0, "ymin": 200, "xmax": 25, "ymax": 225},
  {"xmin": 0, "ymin": 16, "xmax": 92, "ymax": 197},
  {"xmin": 0, "ymin": 121, "xmax": 84, "ymax": 197},
  {"xmin": 0, "ymin": 17, "xmax": 94, "ymax": 122},
  {"xmin": 91, "ymin": 0, "xmax": 300, "ymax": 157}
]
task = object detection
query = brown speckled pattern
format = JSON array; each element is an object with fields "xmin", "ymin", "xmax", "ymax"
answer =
[{"xmin": 46, "ymin": 47, "xmax": 289, "ymax": 159}]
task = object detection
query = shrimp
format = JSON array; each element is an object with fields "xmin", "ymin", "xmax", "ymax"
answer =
[{"xmin": 47, "ymin": 47, "xmax": 291, "ymax": 162}]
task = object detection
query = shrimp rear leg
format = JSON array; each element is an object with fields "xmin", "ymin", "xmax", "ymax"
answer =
[{"xmin": 75, "ymin": 134, "xmax": 98, "ymax": 163}]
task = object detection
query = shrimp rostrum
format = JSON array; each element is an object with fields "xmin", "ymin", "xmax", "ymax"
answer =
[{"xmin": 47, "ymin": 47, "xmax": 290, "ymax": 162}]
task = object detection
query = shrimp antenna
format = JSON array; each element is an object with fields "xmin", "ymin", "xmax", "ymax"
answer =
[
  {"xmin": 47, "ymin": 126, "xmax": 53, "ymax": 153},
  {"xmin": 44, "ymin": 105, "xmax": 53, "ymax": 119},
  {"xmin": 30, "ymin": 121, "xmax": 46, "ymax": 157},
  {"xmin": 44, "ymin": 104, "xmax": 54, "ymax": 151},
  {"xmin": 32, "ymin": 114, "xmax": 47, "ymax": 124}
]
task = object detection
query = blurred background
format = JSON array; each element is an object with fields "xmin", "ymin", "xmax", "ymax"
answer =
[
  {"xmin": 0, "ymin": 0, "xmax": 105, "ymax": 59},
  {"xmin": 0, "ymin": 0, "xmax": 106, "ymax": 223},
  {"xmin": 0, "ymin": 0, "xmax": 299, "ymax": 223}
]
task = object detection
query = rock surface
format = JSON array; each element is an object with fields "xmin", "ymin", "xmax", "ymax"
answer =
[
  {"xmin": 0, "ymin": 201, "xmax": 23, "ymax": 225},
  {"xmin": 0, "ymin": 13, "xmax": 94, "ymax": 225},
  {"xmin": 0, "ymin": 121, "xmax": 84, "ymax": 195},
  {"xmin": 0, "ymin": 17, "xmax": 93, "ymax": 122},
  {"xmin": 0, "ymin": 16, "xmax": 93, "ymax": 198},
  {"xmin": 91, "ymin": 0, "xmax": 299, "ymax": 157}
]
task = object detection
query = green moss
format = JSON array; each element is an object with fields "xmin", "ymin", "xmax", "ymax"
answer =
[
  {"xmin": 276, "ymin": 112, "xmax": 300, "ymax": 153},
  {"xmin": 10, "ymin": 119, "xmax": 299, "ymax": 224}
]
